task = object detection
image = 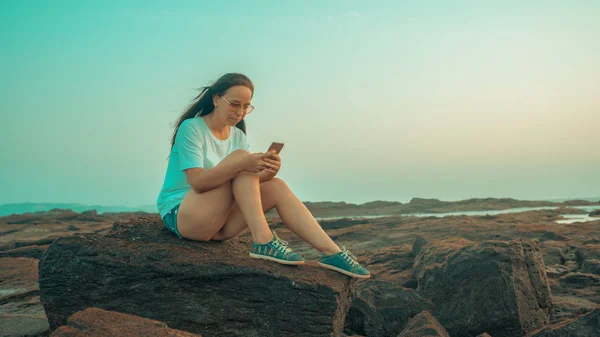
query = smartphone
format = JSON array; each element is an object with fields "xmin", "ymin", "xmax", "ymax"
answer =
[{"xmin": 267, "ymin": 142, "xmax": 284, "ymax": 154}]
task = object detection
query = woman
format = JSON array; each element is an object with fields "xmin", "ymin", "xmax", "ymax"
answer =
[{"xmin": 157, "ymin": 73, "xmax": 370, "ymax": 279}]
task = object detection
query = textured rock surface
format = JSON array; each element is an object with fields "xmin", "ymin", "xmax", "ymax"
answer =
[
  {"xmin": 39, "ymin": 218, "xmax": 355, "ymax": 337},
  {"xmin": 396, "ymin": 310, "xmax": 450, "ymax": 337},
  {"xmin": 0, "ymin": 257, "xmax": 49, "ymax": 337},
  {"xmin": 526, "ymin": 308, "xmax": 600, "ymax": 336},
  {"xmin": 412, "ymin": 237, "xmax": 552, "ymax": 337},
  {"xmin": 343, "ymin": 280, "xmax": 434, "ymax": 337}
]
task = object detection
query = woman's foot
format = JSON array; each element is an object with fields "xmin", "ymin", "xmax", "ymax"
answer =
[
  {"xmin": 318, "ymin": 247, "xmax": 371, "ymax": 279},
  {"xmin": 249, "ymin": 231, "xmax": 305, "ymax": 265}
]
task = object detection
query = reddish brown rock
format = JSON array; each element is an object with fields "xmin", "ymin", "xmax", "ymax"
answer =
[
  {"xmin": 51, "ymin": 307, "xmax": 201, "ymax": 336},
  {"xmin": 0, "ymin": 258, "xmax": 49, "ymax": 337}
]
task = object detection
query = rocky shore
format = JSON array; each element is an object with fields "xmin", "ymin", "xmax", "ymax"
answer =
[{"xmin": 1, "ymin": 198, "xmax": 599, "ymax": 336}]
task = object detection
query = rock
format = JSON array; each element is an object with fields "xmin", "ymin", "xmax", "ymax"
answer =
[
  {"xmin": 319, "ymin": 218, "xmax": 368, "ymax": 231},
  {"xmin": 412, "ymin": 238, "xmax": 552, "ymax": 337},
  {"xmin": 589, "ymin": 209, "xmax": 600, "ymax": 217},
  {"xmin": 343, "ymin": 280, "xmax": 434, "ymax": 337},
  {"xmin": 412, "ymin": 235, "xmax": 428, "ymax": 256},
  {"xmin": 3, "ymin": 214, "xmax": 43, "ymax": 224},
  {"xmin": 39, "ymin": 218, "xmax": 355, "ymax": 337},
  {"xmin": 81, "ymin": 209, "xmax": 98, "ymax": 216},
  {"xmin": 475, "ymin": 334, "xmax": 493, "ymax": 337},
  {"xmin": 539, "ymin": 241, "xmax": 567, "ymax": 266},
  {"xmin": 545, "ymin": 265, "xmax": 570, "ymax": 279},
  {"xmin": 538, "ymin": 231, "xmax": 568, "ymax": 242},
  {"xmin": 396, "ymin": 310, "xmax": 450, "ymax": 337},
  {"xmin": 0, "ymin": 258, "xmax": 49, "ymax": 337},
  {"xmin": 526, "ymin": 308, "xmax": 600, "ymax": 336},
  {"xmin": 580, "ymin": 259, "xmax": 600, "ymax": 275},
  {"xmin": 583, "ymin": 238, "xmax": 600, "ymax": 245},
  {"xmin": 0, "ymin": 244, "xmax": 49, "ymax": 259},
  {"xmin": 0, "ymin": 237, "xmax": 60, "ymax": 252},
  {"xmin": 573, "ymin": 244, "xmax": 600, "ymax": 264},
  {"xmin": 558, "ymin": 272, "xmax": 600, "ymax": 289},
  {"xmin": 54, "ymin": 211, "xmax": 105, "ymax": 222},
  {"xmin": 359, "ymin": 245, "xmax": 416, "ymax": 287},
  {"xmin": 50, "ymin": 307, "xmax": 201, "ymax": 336},
  {"xmin": 0, "ymin": 258, "xmax": 40, "ymax": 305},
  {"xmin": 1, "ymin": 310, "xmax": 49, "ymax": 337},
  {"xmin": 549, "ymin": 296, "xmax": 598, "ymax": 323},
  {"xmin": 66, "ymin": 225, "xmax": 79, "ymax": 231}
]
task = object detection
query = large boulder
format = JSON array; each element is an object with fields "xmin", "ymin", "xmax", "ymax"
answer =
[
  {"xmin": 343, "ymin": 244, "xmax": 434, "ymax": 337},
  {"xmin": 51, "ymin": 307, "xmax": 201, "ymax": 336},
  {"xmin": 39, "ymin": 217, "xmax": 356, "ymax": 337},
  {"xmin": 412, "ymin": 237, "xmax": 552, "ymax": 337}
]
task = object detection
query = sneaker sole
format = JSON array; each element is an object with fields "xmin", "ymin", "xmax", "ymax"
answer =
[
  {"xmin": 249, "ymin": 253, "xmax": 305, "ymax": 265},
  {"xmin": 317, "ymin": 262, "xmax": 371, "ymax": 279}
]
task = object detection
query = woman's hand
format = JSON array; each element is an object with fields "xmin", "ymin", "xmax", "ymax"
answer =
[
  {"xmin": 262, "ymin": 150, "xmax": 281, "ymax": 175},
  {"xmin": 241, "ymin": 152, "xmax": 279, "ymax": 173}
]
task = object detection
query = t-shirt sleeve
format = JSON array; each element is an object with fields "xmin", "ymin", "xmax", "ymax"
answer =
[{"xmin": 175, "ymin": 120, "xmax": 204, "ymax": 171}]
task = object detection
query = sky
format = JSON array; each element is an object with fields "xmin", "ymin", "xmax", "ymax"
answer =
[{"xmin": 1, "ymin": 0, "xmax": 599, "ymax": 207}]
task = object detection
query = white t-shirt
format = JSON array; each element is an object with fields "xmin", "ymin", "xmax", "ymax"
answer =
[{"xmin": 156, "ymin": 116, "xmax": 251, "ymax": 218}]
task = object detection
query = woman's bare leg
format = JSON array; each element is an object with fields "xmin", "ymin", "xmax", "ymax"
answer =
[
  {"xmin": 177, "ymin": 149, "xmax": 272, "ymax": 242},
  {"xmin": 228, "ymin": 171, "xmax": 274, "ymax": 244},
  {"xmin": 215, "ymin": 176, "xmax": 341, "ymax": 255}
]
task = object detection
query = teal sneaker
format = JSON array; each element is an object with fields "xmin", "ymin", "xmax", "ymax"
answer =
[
  {"xmin": 249, "ymin": 231, "xmax": 305, "ymax": 265},
  {"xmin": 318, "ymin": 247, "xmax": 371, "ymax": 279}
]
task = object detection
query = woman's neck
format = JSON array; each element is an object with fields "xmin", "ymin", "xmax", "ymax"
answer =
[{"xmin": 202, "ymin": 114, "xmax": 229, "ymax": 136}]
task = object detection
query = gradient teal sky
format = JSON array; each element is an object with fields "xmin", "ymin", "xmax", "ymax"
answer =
[{"xmin": 1, "ymin": 0, "xmax": 598, "ymax": 207}]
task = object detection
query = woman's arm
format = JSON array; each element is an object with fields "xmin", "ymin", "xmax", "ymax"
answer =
[
  {"xmin": 185, "ymin": 161, "xmax": 244, "ymax": 194},
  {"xmin": 176, "ymin": 120, "xmax": 244, "ymax": 193}
]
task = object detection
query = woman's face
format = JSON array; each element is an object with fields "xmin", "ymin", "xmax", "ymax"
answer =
[{"xmin": 213, "ymin": 85, "xmax": 253, "ymax": 125}]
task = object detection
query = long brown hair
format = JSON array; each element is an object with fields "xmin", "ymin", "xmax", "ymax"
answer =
[{"xmin": 170, "ymin": 73, "xmax": 254, "ymax": 150}]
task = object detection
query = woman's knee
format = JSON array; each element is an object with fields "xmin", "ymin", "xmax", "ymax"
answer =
[
  {"xmin": 228, "ymin": 149, "xmax": 250, "ymax": 160},
  {"xmin": 219, "ymin": 149, "xmax": 250, "ymax": 168},
  {"xmin": 263, "ymin": 177, "xmax": 287, "ymax": 190}
]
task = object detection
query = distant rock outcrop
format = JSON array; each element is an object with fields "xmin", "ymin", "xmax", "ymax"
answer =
[{"xmin": 39, "ymin": 218, "xmax": 355, "ymax": 337}]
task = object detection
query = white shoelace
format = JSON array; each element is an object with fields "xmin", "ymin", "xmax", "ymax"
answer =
[
  {"xmin": 272, "ymin": 231, "xmax": 292, "ymax": 254},
  {"xmin": 340, "ymin": 247, "xmax": 358, "ymax": 267}
]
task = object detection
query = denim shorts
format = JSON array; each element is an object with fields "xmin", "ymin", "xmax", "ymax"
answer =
[{"xmin": 162, "ymin": 204, "xmax": 183, "ymax": 239}]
